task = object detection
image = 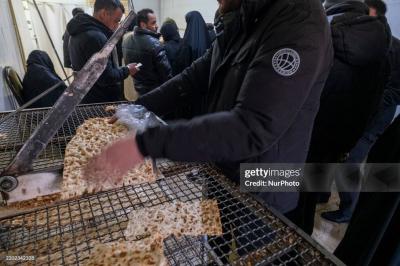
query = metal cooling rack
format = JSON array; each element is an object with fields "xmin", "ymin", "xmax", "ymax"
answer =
[
  {"xmin": 0, "ymin": 102, "xmax": 124, "ymax": 173},
  {"xmin": 0, "ymin": 161, "xmax": 342, "ymax": 265}
]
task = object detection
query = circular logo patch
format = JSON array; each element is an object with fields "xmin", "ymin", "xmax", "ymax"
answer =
[{"xmin": 272, "ymin": 48, "xmax": 301, "ymax": 77}]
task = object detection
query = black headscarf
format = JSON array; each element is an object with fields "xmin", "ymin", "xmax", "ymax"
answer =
[
  {"xmin": 160, "ymin": 21, "xmax": 180, "ymax": 42},
  {"xmin": 183, "ymin": 11, "xmax": 211, "ymax": 60},
  {"xmin": 22, "ymin": 50, "xmax": 66, "ymax": 108},
  {"xmin": 27, "ymin": 50, "xmax": 58, "ymax": 76}
]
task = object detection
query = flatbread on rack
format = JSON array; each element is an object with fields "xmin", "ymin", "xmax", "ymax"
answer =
[
  {"xmin": 125, "ymin": 200, "xmax": 223, "ymax": 240},
  {"xmin": 62, "ymin": 117, "xmax": 156, "ymax": 200}
]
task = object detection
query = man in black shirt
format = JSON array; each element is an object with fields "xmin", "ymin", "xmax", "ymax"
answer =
[{"xmin": 68, "ymin": 0, "xmax": 138, "ymax": 103}]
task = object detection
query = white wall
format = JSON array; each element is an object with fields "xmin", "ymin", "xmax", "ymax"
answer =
[
  {"xmin": 133, "ymin": 0, "xmax": 161, "ymax": 23},
  {"xmin": 386, "ymin": 0, "xmax": 400, "ymax": 38},
  {"xmin": 160, "ymin": 0, "xmax": 218, "ymax": 32},
  {"xmin": 0, "ymin": 0, "xmax": 25, "ymax": 111}
]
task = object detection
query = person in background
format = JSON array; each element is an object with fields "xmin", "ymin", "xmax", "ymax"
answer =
[
  {"xmin": 289, "ymin": 0, "xmax": 391, "ymax": 233},
  {"xmin": 207, "ymin": 23, "xmax": 216, "ymax": 42},
  {"xmin": 122, "ymin": 9, "xmax": 172, "ymax": 96},
  {"xmin": 160, "ymin": 19, "xmax": 182, "ymax": 76},
  {"xmin": 175, "ymin": 11, "xmax": 211, "ymax": 73},
  {"xmin": 318, "ymin": 0, "xmax": 400, "ymax": 224},
  {"xmin": 345, "ymin": 0, "xmax": 400, "ymax": 163},
  {"xmin": 22, "ymin": 50, "xmax": 67, "ymax": 108},
  {"xmin": 67, "ymin": 0, "xmax": 138, "ymax": 104},
  {"xmin": 163, "ymin": 17, "xmax": 176, "ymax": 25},
  {"xmin": 63, "ymin": 7, "xmax": 84, "ymax": 69}
]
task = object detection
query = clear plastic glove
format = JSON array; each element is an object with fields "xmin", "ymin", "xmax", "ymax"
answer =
[{"xmin": 111, "ymin": 104, "xmax": 165, "ymax": 132}]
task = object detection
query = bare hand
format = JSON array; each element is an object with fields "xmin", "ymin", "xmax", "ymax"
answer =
[
  {"xmin": 84, "ymin": 134, "xmax": 144, "ymax": 185},
  {"xmin": 127, "ymin": 63, "xmax": 139, "ymax": 76}
]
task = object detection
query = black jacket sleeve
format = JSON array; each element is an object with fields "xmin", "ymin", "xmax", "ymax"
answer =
[
  {"xmin": 136, "ymin": 30, "xmax": 332, "ymax": 162},
  {"xmin": 136, "ymin": 48, "xmax": 212, "ymax": 116},
  {"xmin": 382, "ymin": 44, "xmax": 400, "ymax": 107},
  {"xmin": 83, "ymin": 31, "xmax": 129, "ymax": 87},
  {"xmin": 154, "ymin": 45, "xmax": 172, "ymax": 83}
]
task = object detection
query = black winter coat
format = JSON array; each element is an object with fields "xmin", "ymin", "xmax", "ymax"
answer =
[
  {"xmin": 334, "ymin": 116, "xmax": 400, "ymax": 266},
  {"xmin": 22, "ymin": 50, "xmax": 66, "ymax": 108},
  {"xmin": 122, "ymin": 27, "xmax": 172, "ymax": 95},
  {"xmin": 164, "ymin": 40, "xmax": 182, "ymax": 76},
  {"xmin": 67, "ymin": 14, "xmax": 129, "ymax": 104},
  {"xmin": 135, "ymin": 0, "xmax": 333, "ymax": 213},
  {"xmin": 160, "ymin": 22, "xmax": 183, "ymax": 76},
  {"xmin": 308, "ymin": 1, "xmax": 392, "ymax": 161}
]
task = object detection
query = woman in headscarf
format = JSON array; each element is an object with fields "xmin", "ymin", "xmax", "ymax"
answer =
[
  {"xmin": 175, "ymin": 11, "xmax": 211, "ymax": 73},
  {"xmin": 22, "ymin": 50, "xmax": 67, "ymax": 108},
  {"xmin": 160, "ymin": 19, "xmax": 182, "ymax": 76}
]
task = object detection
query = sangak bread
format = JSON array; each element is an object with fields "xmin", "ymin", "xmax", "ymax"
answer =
[
  {"xmin": 62, "ymin": 118, "xmax": 156, "ymax": 200},
  {"xmin": 85, "ymin": 233, "xmax": 167, "ymax": 266},
  {"xmin": 125, "ymin": 200, "xmax": 223, "ymax": 240}
]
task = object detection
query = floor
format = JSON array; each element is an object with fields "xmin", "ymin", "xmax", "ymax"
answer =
[{"xmin": 312, "ymin": 192, "xmax": 349, "ymax": 253}]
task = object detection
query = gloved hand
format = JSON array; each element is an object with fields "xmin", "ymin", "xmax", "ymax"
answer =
[{"xmin": 110, "ymin": 104, "xmax": 165, "ymax": 132}]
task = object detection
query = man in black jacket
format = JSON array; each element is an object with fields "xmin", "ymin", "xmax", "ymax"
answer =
[
  {"xmin": 122, "ymin": 9, "xmax": 172, "ymax": 96},
  {"xmin": 68, "ymin": 0, "xmax": 138, "ymax": 104},
  {"xmin": 320, "ymin": 0, "xmax": 400, "ymax": 224},
  {"xmin": 333, "ymin": 3, "xmax": 400, "ymax": 264},
  {"xmin": 87, "ymin": 0, "xmax": 333, "ymax": 216},
  {"xmin": 63, "ymin": 7, "xmax": 84, "ymax": 69},
  {"xmin": 346, "ymin": 0, "xmax": 400, "ymax": 164},
  {"xmin": 291, "ymin": 0, "xmax": 391, "ymax": 233}
]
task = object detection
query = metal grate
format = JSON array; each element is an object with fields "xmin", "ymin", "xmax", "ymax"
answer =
[
  {"xmin": 0, "ymin": 162, "xmax": 342, "ymax": 265},
  {"xmin": 0, "ymin": 102, "xmax": 123, "ymax": 173}
]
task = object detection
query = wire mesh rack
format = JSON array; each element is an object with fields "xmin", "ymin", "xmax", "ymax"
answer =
[
  {"xmin": 0, "ymin": 102, "xmax": 122, "ymax": 173},
  {"xmin": 0, "ymin": 161, "xmax": 342, "ymax": 265}
]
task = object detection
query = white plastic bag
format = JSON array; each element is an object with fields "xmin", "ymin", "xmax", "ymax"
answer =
[{"xmin": 115, "ymin": 104, "xmax": 165, "ymax": 132}]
